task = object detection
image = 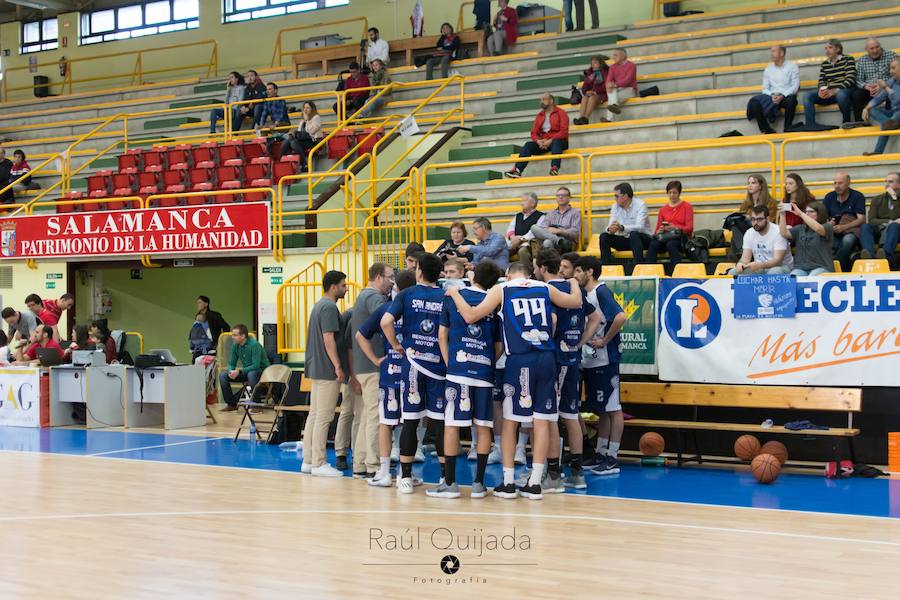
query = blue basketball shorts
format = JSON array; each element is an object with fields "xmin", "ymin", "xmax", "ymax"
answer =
[
  {"xmin": 400, "ymin": 361, "xmax": 445, "ymax": 421},
  {"xmin": 556, "ymin": 362, "xmax": 582, "ymax": 420},
  {"xmin": 582, "ymin": 363, "xmax": 621, "ymax": 414},
  {"xmin": 501, "ymin": 350, "xmax": 558, "ymax": 423}
]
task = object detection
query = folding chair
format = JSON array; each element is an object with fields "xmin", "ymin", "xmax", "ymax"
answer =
[{"xmin": 233, "ymin": 364, "xmax": 293, "ymax": 443}]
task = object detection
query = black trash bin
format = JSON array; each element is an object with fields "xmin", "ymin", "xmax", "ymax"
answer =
[{"xmin": 33, "ymin": 75, "xmax": 51, "ymax": 98}]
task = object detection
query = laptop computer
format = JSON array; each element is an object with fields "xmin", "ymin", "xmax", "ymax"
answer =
[
  {"xmin": 149, "ymin": 349, "xmax": 177, "ymax": 365},
  {"xmin": 36, "ymin": 347, "xmax": 63, "ymax": 367}
]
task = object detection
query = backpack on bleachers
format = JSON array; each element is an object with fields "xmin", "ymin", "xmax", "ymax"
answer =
[{"xmin": 686, "ymin": 229, "xmax": 726, "ymax": 263}]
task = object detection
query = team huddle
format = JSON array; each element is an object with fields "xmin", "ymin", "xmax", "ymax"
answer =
[{"xmin": 352, "ymin": 249, "xmax": 627, "ymax": 501}]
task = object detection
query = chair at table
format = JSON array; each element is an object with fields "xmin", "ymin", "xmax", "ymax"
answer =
[{"xmin": 233, "ymin": 364, "xmax": 293, "ymax": 443}]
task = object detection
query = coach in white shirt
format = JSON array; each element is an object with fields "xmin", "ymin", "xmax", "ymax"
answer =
[
  {"xmin": 746, "ymin": 45, "xmax": 800, "ymax": 134},
  {"xmin": 730, "ymin": 204, "xmax": 794, "ymax": 275},
  {"xmin": 599, "ymin": 182, "xmax": 653, "ymax": 264},
  {"xmin": 366, "ymin": 27, "xmax": 390, "ymax": 67}
]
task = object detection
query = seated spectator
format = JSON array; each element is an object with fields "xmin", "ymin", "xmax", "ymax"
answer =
[
  {"xmin": 360, "ymin": 59, "xmax": 392, "ymax": 119},
  {"xmin": 2, "ymin": 306, "xmax": 39, "ymax": 343},
  {"xmin": 823, "ymin": 171, "xmax": 866, "ymax": 271},
  {"xmin": 804, "ymin": 39, "xmax": 856, "ymax": 127},
  {"xmin": 25, "ymin": 292, "xmax": 72, "ymax": 341},
  {"xmin": 600, "ymin": 182, "xmax": 652, "ymax": 264},
  {"xmin": 782, "ymin": 172, "xmax": 816, "ymax": 227},
  {"xmin": 404, "ymin": 242, "xmax": 425, "ymax": 271},
  {"xmin": 219, "ymin": 324, "xmax": 271, "ymax": 412},
  {"xmin": 573, "ymin": 56, "xmax": 609, "ymax": 126},
  {"xmin": 16, "ymin": 325, "xmax": 63, "ymax": 364},
  {"xmin": 209, "ymin": 71, "xmax": 246, "ymax": 134},
  {"xmin": 0, "ymin": 330, "xmax": 9, "ymax": 365},
  {"xmin": 730, "ymin": 174, "xmax": 778, "ymax": 258},
  {"xmin": 435, "ymin": 221, "xmax": 474, "ymax": 262},
  {"xmin": 190, "ymin": 312, "xmax": 213, "ymax": 361},
  {"xmin": 334, "ymin": 62, "xmax": 371, "ymax": 119},
  {"xmin": 90, "ymin": 320, "xmax": 118, "ymax": 364},
  {"xmin": 521, "ymin": 186, "xmax": 582, "ymax": 261},
  {"xmin": 237, "ymin": 69, "xmax": 267, "ymax": 131},
  {"xmin": 859, "ymin": 171, "xmax": 900, "ymax": 263},
  {"xmin": 861, "ymin": 57, "xmax": 900, "ymax": 156},
  {"xmin": 778, "ymin": 202, "xmax": 833, "ymax": 276},
  {"xmin": 645, "ymin": 181, "xmax": 694, "ymax": 267},
  {"xmin": 255, "ymin": 82, "xmax": 290, "ymax": 132},
  {"xmin": 456, "ymin": 217, "xmax": 509, "ymax": 271},
  {"xmin": 425, "ymin": 23, "xmax": 461, "ymax": 80},
  {"xmin": 366, "ymin": 27, "xmax": 390, "ymax": 67},
  {"xmin": 504, "ymin": 93, "xmax": 569, "ymax": 178},
  {"xmin": 605, "ymin": 48, "xmax": 638, "ymax": 122},
  {"xmin": 506, "ymin": 192, "xmax": 544, "ymax": 256},
  {"xmin": 730, "ymin": 205, "xmax": 793, "ymax": 275},
  {"xmin": 63, "ymin": 324, "xmax": 91, "ymax": 360},
  {"xmin": 280, "ymin": 101, "xmax": 324, "ymax": 170},
  {"xmin": 746, "ymin": 45, "xmax": 799, "ymax": 134},
  {"xmin": 487, "ymin": 0, "xmax": 518, "ymax": 57},
  {"xmin": 10, "ymin": 150, "xmax": 38, "ymax": 192},
  {"xmin": 852, "ymin": 38, "xmax": 896, "ymax": 125},
  {"xmin": 0, "ymin": 149, "xmax": 14, "ymax": 204}
]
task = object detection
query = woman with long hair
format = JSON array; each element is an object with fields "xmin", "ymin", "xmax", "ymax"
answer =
[
  {"xmin": 739, "ymin": 174, "xmax": 778, "ymax": 218},
  {"xmin": 279, "ymin": 101, "xmax": 323, "ymax": 170},
  {"xmin": 573, "ymin": 56, "xmax": 609, "ymax": 125},
  {"xmin": 782, "ymin": 172, "xmax": 817, "ymax": 226},
  {"xmin": 209, "ymin": 71, "xmax": 246, "ymax": 134}
]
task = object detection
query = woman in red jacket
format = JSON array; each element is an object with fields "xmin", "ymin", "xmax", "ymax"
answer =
[
  {"xmin": 573, "ymin": 56, "xmax": 609, "ymax": 125},
  {"xmin": 487, "ymin": 0, "xmax": 518, "ymax": 56},
  {"xmin": 645, "ymin": 180, "xmax": 694, "ymax": 267}
]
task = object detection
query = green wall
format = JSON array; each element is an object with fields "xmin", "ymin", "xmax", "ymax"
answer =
[{"xmin": 74, "ymin": 264, "xmax": 254, "ymax": 363}]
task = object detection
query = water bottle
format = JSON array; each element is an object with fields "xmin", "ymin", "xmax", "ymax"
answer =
[
  {"xmin": 279, "ymin": 441, "xmax": 300, "ymax": 452},
  {"xmin": 249, "ymin": 421, "xmax": 257, "ymax": 443}
]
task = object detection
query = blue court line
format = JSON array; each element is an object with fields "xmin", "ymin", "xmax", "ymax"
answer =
[{"xmin": 1, "ymin": 426, "xmax": 897, "ymax": 519}]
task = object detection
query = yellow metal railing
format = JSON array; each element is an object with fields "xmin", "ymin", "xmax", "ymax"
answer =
[
  {"xmin": 2, "ymin": 39, "xmax": 217, "ymax": 102},
  {"xmin": 651, "ymin": 0, "xmax": 787, "ymax": 20},
  {"xmin": 457, "ymin": 1, "xmax": 563, "ymax": 33},
  {"xmin": 270, "ymin": 17, "xmax": 368, "ymax": 68},
  {"xmin": 779, "ymin": 129, "xmax": 900, "ymax": 190}
]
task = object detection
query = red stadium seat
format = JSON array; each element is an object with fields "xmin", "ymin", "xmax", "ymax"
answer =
[
  {"xmin": 187, "ymin": 168, "xmax": 215, "ymax": 205},
  {"xmin": 167, "ymin": 144, "xmax": 192, "ymax": 171},
  {"xmin": 87, "ymin": 171, "xmax": 112, "ymax": 199},
  {"xmin": 215, "ymin": 166, "xmax": 242, "ymax": 203},
  {"xmin": 143, "ymin": 147, "xmax": 167, "ymax": 173},
  {"xmin": 118, "ymin": 149, "xmax": 142, "ymax": 174},
  {"xmin": 244, "ymin": 163, "xmax": 271, "ymax": 202},
  {"xmin": 107, "ymin": 174, "xmax": 137, "ymax": 209},
  {"xmin": 243, "ymin": 139, "xmax": 270, "ymax": 165},
  {"xmin": 192, "ymin": 142, "xmax": 218, "ymax": 169},
  {"xmin": 328, "ymin": 130, "xmax": 354, "ymax": 160},
  {"xmin": 219, "ymin": 140, "xmax": 244, "ymax": 167},
  {"xmin": 356, "ymin": 127, "xmax": 384, "ymax": 157},
  {"xmin": 273, "ymin": 160, "xmax": 298, "ymax": 186},
  {"xmin": 56, "ymin": 191, "xmax": 82, "ymax": 214},
  {"xmin": 137, "ymin": 172, "xmax": 161, "ymax": 195},
  {"xmin": 159, "ymin": 170, "xmax": 186, "ymax": 206}
]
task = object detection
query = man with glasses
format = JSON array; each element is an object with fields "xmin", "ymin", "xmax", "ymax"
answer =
[
  {"xmin": 729, "ymin": 205, "xmax": 794, "ymax": 275},
  {"xmin": 522, "ymin": 187, "xmax": 582, "ymax": 255},
  {"xmin": 600, "ymin": 182, "xmax": 652, "ymax": 265}
]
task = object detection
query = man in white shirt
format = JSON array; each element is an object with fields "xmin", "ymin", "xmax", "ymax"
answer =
[
  {"xmin": 730, "ymin": 205, "xmax": 794, "ymax": 275},
  {"xmin": 366, "ymin": 27, "xmax": 390, "ymax": 67},
  {"xmin": 746, "ymin": 45, "xmax": 800, "ymax": 134},
  {"xmin": 599, "ymin": 183, "xmax": 652, "ymax": 264}
]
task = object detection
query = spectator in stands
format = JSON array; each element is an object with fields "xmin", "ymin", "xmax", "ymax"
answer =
[
  {"xmin": 573, "ymin": 56, "xmax": 609, "ymax": 125},
  {"xmin": 11, "ymin": 150, "xmax": 38, "ymax": 192},
  {"xmin": 435, "ymin": 221, "xmax": 474, "ymax": 262},
  {"xmin": 782, "ymin": 172, "xmax": 816, "ymax": 227},
  {"xmin": 746, "ymin": 45, "xmax": 799, "ymax": 134},
  {"xmin": 219, "ymin": 324, "xmax": 271, "ymax": 412},
  {"xmin": 196, "ymin": 295, "xmax": 230, "ymax": 345},
  {"xmin": 778, "ymin": 202, "xmax": 833, "ymax": 276},
  {"xmin": 2, "ymin": 306, "xmax": 38, "ymax": 343},
  {"xmin": 63, "ymin": 324, "xmax": 91, "ymax": 361},
  {"xmin": 425, "ymin": 23, "xmax": 461, "ymax": 81},
  {"xmin": 366, "ymin": 27, "xmax": 390, "ymax": 67},
  {"xmin": 404, "ymin": 242, "xmax": 425, "ymax": 271},
  {"xmin": 25, "ymin": 293, "xmax": 72, "ymax": 342},
  {"xmin": 15, "ymin": 325, "xmax": 63, "ymax": 364},
  {"xmin": 209, "ymin": 71, "xmax": 245, "ymax": 134},
  {"xmin": 301, "ymin": 271, "xmax": 348, "ymax": 476},
  {"xmin": 861, "ymin": 57, "xmax": 900, "ymax": 156},
  {"xmin": 600, "ymin": 182, "xmax": 652, "ymax": 265},
  {"xmin": 823, "ymin": 171, "xmax": 866, "ymax": 271},
  {"xmin": 0, "ymin": 149, "xmax": 14, "ymax": 204},
  {"xmin": 238, "ymin": 69, "xmax": 267, "ymax": 131},
  {"xmin": 255, "ymin": 83, "xmax": 290, "ymax": 132},
  {"xmin": 730, "ymin": 205, "xmax": 793, "ymax": 275},
  {"xmin": 505, "ymin": 93, "xmax": 569, "ymax": 178},
  {"xmin": 605, "ymin": 48, "xmax": 638, "ymax": 122},
  {"xmin": 571, "ymin": 0, "xmax": 599, "ymax": 30},
  {"xmin": 487, "ymin": 0, "xmax": 518, "ymax": 57},
  {"xmin": 852, "ymin": 38, "xmax": 896, "ymax": 124},
  {"xmin": 506, "ymin": 192, "xmax": 544, "ymax": 257},
  {"xmin": 456, "ymin": 217, "xmax": 509, "ymax": 270},
  {"xmin": 473, "ymin": 0, "xmax": 492, "ymax": 31},
  {"xmin": 859, "ymin": 171, "xmax": 900, "ymax": 262},
  {"xmin": 730, "ymin": 174, "xmax": 778, "ymax": 257},
  {"xmin": 280, "ymin": 101, "xmax": 323, "ymax": 171},
  {"xmin": 0, "ymin": 331, "xmax": 9, "ymax": 365},
  {"xmin": 360, "ymin": 59, "xmax": 392, "ymax": 119},
  {"xmin": 90, "ymin": 320, "xmax": 118, "ymax": 364},
  {"xmin": 804, "ymin": 39, "xmax": 856, "ymax": 127},
  {"xmin": 189, "ymin": 312, "xmax": 213, "ymax": 360},
  {"xmin": 645, "ymin": 180, "xmax": 693, "ymax": 267},
  {"xmin": 335, "ymin": 62, "xmax": 371, "ymax": 119},
  {"xmin": 526, "ymin": 186, "xmax": 582, "ymax": 253}
]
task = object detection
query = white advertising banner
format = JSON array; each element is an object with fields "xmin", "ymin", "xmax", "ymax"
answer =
[
  {"xmin": 0, "ymin": 368, "xmax": 41, "ymax": 427},
  {"xmin": 657, "ymin": 275, "xmax": 900, "ymax": 386}
]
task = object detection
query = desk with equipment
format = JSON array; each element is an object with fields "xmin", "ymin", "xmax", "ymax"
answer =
[
  {"xmin": 49, "ymin": 351, "xmax": 126, "ymax": 428},
  {"xmin": 125, "ymin": 352, "xmax": 206, "ymax": 430}
]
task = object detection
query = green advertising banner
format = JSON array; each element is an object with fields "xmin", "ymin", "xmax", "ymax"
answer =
[{"xmin": 605, "ymin": 277, "xmax": 658, "ymax": 375}]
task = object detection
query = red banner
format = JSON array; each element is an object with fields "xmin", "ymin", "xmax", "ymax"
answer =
[{"xmin": 0, "ymin": 202, "xmax": 271, "ymax": 259}]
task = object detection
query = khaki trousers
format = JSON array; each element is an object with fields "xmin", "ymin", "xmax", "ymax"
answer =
[
  {"xmin": 355, "ymin": 372, "xmax": 382, "ymax": 472},
  {"xmin": 303, "ymin": 379, "xmax": 341, "ymax": 467}
]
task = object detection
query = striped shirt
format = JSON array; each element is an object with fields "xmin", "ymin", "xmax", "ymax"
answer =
[
  {"xmin": 817, "ymin": 55, "xmax": 856, "ymax": 89},
  {"xmin": 856, "ymin": 50, "xmax": 897, "ymax": 87}
]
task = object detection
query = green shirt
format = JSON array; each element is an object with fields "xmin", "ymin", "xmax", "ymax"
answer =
[
  {"xmin": 228, "ymin": 337, "xmax": 270, "ymax": 374},
  {"xmin": 867, "ymin": 192, "xmax": 900, "ymax": 228}
]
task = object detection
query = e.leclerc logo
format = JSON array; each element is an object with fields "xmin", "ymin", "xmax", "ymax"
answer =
[{"xmin": 662, "ymin": 284, "xmax": 721, "ymax": 349}]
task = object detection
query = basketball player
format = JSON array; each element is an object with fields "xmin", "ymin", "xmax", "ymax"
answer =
[
  {"xmin": 381, "ymin": 253, "xmax": 447, "ymax": 494},
  {"xmin": 575, "ymin": 256, "xmax": 627, "ymax": 475},
  {"xmin": 560, "ymin": 252, "xmax": 580, "ymax": 279},
  {"xmin": 356, "ymin": 270, "xmax": 417, "ymax": 487},
  {"xmin": 429, "ymin": 260, "xmax": 503, "ymax": 499},
  {"xmin": 446, "ymin": 261, "xmax": 582, "ymax": 500}
]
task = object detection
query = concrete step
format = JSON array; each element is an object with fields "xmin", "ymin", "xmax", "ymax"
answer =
[
  {"xmin": 426, "ymin": 170, "xmax": 504, "ymax": 187},
  {"xmin": 169, "ymin": 98, "xmax": 221, "ymax": 110},
  {"xmin": 556, "ymin": 34, "xmax": 627, "ymax": 51},
  {"xmin": 143, "ymin": 116, "xmax": 202, "ymax": 131}
]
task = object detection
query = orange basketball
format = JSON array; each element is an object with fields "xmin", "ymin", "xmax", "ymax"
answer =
[
  {"xmin": 751, "ymin": 453, "xmax": 782, "ymax": 484},
  {"xmin": 760, "ymin": 441, "xmax": 788, "ymax": 465},
  {"xmin": 734, "ymin": 435, "xmax": 761, "ymax": 461},
  {"xmin": 639, "ymin": 432, "xmax": 665, "ymax": 456}
]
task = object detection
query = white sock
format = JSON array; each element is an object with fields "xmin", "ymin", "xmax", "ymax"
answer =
[
  {"xmin": 528, "ymin": 462, "xmax": 545, "ymax": 487},
  {"xmin": 608, "ymin": 441, "xmax": 620, "ymax": 459},
  {"xmin": 378, "ymin": 457, "xmax": 390, "ymax": 477},
  {"xmin": 503, "ymin": 467, "xmax": 515, "ymax": 485},
  {"xmin": 597, "ymin": 437, "xmax": 610, "ymax": 455},
  {"xmin": 517, "ymin": 431, "xmax": 529, "ymax": 450}
]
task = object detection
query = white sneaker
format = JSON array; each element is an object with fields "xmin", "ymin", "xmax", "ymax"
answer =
[
  {"xmin": 514, "ymin": 447, "xmax": 527, "ymax": 465},
  {"xmin": 368, "ymin": 473, "xmax": 393, "ymax": 487},
  {"xmin": 390, "ymin": 446, "xmax": 400, "ymax": 462},
  {"xmin": 487, "ymin": 444, "xmax": 501, "ymax": 464},
  {"xmin": 414, "ymin": 447, "xmax": 426, "ymax": 463},
  {"xmin": 397, "ymin": 477, "xmax": 415, "ymax": 494},
  {"xmin": 467, "ymin": 446, "xmax": 478, "ymax": 461},
  {"xmin": 311, "ymin": 464, "xmax": 343, "ymax": 478},
  {"xmin": 300, "ymin": 462, "xmax": 311, "ymax": 474}
]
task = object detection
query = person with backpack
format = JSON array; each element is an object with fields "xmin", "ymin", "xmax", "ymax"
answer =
[
  {"xmin": 196, "ymin": 295, "xmax": 230, "ymax": 350},
  {"xmin": 189, "ymin": 312, "xmax": 213, "ymax": 361}
]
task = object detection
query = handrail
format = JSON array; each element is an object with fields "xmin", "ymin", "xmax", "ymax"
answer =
[
  {"xmin": 1, "ymin": 39, "xmax": 217, "ymax": 102},
  {"xmin": 457, "ymin": 1, "xmax": 476, "ymax": 31},
  {"xmin": 270, "ymin": 17, "xmax": 368, "ymax": 68}
]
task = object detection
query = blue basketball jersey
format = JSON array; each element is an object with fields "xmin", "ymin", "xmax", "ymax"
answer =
[
  {"xmin": 386, "ymin": 284, "xmax": 446, "ymax": 379},
  {"xmin": 440, "ymin": 287, "xmax": 497, "ymax": 387},
  {"xmin": 548, "ymin": 279, "xmax": 595, "ymax": 366},
  {"xmin": 357, "ymin": 302, "xmax": 405, "ymax": 388},
  {"xmin": 499, "ymin": 279, "xmax": 555, "ymax": 355},
  {"xmin": 582, "ymin": 282, "xmax": 625, "ymax": 367}
]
